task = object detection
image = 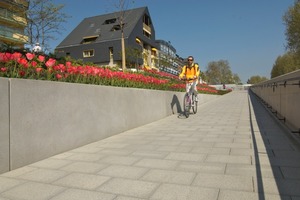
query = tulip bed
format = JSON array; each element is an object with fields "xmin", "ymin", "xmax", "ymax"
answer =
[{"xmin": 0, "ymin": 52, "xmax": 223, "ymax": 94}]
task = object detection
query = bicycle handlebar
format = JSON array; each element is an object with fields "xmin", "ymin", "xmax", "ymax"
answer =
[{"xmin": 180, "ymin": 77, "xmax": 197, "ymax": 81}]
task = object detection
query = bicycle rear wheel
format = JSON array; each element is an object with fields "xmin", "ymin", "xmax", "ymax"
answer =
[
  {"xmin": 192, "ymin": 94, "xmax": 198, "ymax": 114},
  {"xmin": 183, "ymin": 93, "xmax": 191, "ymax": 117}
]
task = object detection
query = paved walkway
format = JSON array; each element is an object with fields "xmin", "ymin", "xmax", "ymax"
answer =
[{"xmin": 1, "ymin": 91, "xmax": 300, "ymax": 200}]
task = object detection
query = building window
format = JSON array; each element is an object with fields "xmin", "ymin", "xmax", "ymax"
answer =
[
  {"xmin": 143, "ymin": 14, "xmax": 151, "ymax": 26},
  {"xmin": 110, "ymin": 24, "xmax": 125, "ymax": 31},
  {"xmin": 143, "ymin": 30, "xmax": 151, "ymax": 39},
  {"xmin": 83, "ymin": 49, "xmax": 94, "ymax": 57},
  {"xmin": 81, "ymin": 35, "xmax": 99, "ymax": 44},
  {"xmin": 103, "ymin": 18, "xmax": 117, "ymax": 25}
]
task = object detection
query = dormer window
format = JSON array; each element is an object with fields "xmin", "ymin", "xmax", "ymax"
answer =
[
  {"xmin": 111, "ymin": 25, "xmax": 121, "ymax": 31},
  {"xmin": 103, "ymin": 18, "xmax": 117, "ymax": 24},
  {"xmin": 81, "ymin": 35, "xmax": 99, "ymax": 44}
]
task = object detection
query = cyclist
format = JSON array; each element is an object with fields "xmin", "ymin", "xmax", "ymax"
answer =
[{"xmin": 179, "ymin": 56, "xmax": 200, "ymax": 101}]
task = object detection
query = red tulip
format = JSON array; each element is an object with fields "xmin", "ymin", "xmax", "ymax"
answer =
[
  {"xmin": 31, "ymin": 61, "xmax": 38, "ymax": 67},
  {"xmin": 56, "ymin": 74, "xmax": 62, "ymax": 79},
  {"xmin": 38, "ymin": 55, "xmax": 45, "ymax": 62},
  {"xmin": 17, "ymin": 58, "xmax": 28, "ymax": 68},
  {"xmin": 45, "ymin": 58, "xmax": 56, "ymax": 68},
  {"xmin": 36, "ymin": 68, "xmax": 43, "ymax": 73},
  {"xmin": 12, "ymin": 52, "xmax": 22, "ymax": 61},
  {"xmin": 19, "ymin": 70, "xmax": 25, "ymax": 76},
  {"xmin": 0, "ymin": 67, "xmax": 7, "ymax": 72},
  {"xmin": 25, "ymin": 53, "xmax": 35, "ymax": 60}
]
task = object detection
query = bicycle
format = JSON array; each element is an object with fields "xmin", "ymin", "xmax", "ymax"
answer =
[{"xmin": 181, "ymin": 78, "xmax": 198, "ymax": 118}]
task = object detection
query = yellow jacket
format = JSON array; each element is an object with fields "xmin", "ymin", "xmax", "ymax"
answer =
[{"xmin": 179, "ymin": 63, "xmax": 200, "ymax": 82}]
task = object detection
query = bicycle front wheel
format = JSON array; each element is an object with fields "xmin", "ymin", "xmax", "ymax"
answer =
[
  {"xmin": 192, "ymin": 95, "xmax": 198, "ymax": 114},
  {"xmin": 183, "ymin": 93, "xmax": 191, "ymax": 117}
]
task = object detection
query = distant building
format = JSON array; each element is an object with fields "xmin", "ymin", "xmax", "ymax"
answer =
[
  {"xmin": 155, "ymin": 40, "xmax": 184, "ymax": 75},
  {"xmin": 0, "ymin": 0, "xmax": 29, "ymax": 49},
  {"xmin": 55, "ymin": 7, "xmax": 159, "ymax": 70}
]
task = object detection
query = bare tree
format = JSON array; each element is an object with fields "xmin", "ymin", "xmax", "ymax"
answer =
[
  {"xmin": 26, "ymin": 0, "xmax": 69, "ymax": 53},
  {"xmin": 109, "ymin": 0, "xmax": 135, "ymax": 71}
]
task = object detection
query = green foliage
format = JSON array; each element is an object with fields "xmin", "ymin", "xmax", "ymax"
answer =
[
  {"xmin": 271, "ymin": 52, "xmax": 300, "ymax": 78},
  {"xmin": 125, "ymin": 46, "xmax": 142, "ymax": 68},
  {"xmin": 205, "ymin": 60, "xmax": 240, "ymax": 84},
  {"xmin": 283, "ymin": 0, "xmax": 300, "ymax": 56},
  {"xmin": 247, "ymin": 75, "xmax": 269, "ymax": 84}
]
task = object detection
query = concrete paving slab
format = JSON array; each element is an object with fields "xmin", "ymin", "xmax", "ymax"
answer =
[
  {"xmin": 52, "ymin": 173, "xmax": 111, "ymax": 190},
  {"xmin": 1, "ymin": 91, "xmax": 300, "ymax": 199},
  {"xmin": 218, "ymin": 190, "xmax": 291, "ymax": 200},
  {"xmin": 140, "ymin": 169, "xmax": 196, "ymax": 185},
  {"xmin": 97, "ymin": 178, "xmax": 159, "ymax": 199},
  {"xmin": 150, "ymin": 183, "xmax": 219, "ymax": 200},
  {"xmin": 17, "ymin": 168, "xmax": 69, "ymax": 183},
  {"xmin": 253, "ymin": 177, "xmax": 300, "ymax": 196},
  {"xmin": 0, "ymin": 177, "xmax": 25, "ymax": 193},
  {"xmin": 97, "ymin": 165, "xmax": 149, "ymax": 179},
  {"xmin": 225, "ymin": 164, "xmax": 283, "ymax": 178},
  {"xmin": 192, "ymin": 173, "xmax": 253, "ymax": 192},
  {"xmin": 1, "ymin": 182, "xmax": 65, "ymax": 200},
  {"xmin": 60, "ymin": 161, "xmax": 107, "ymax": 173},
  {"xmin": 49, "ymin": 188, "xmax": 116, "ymax": 200}
]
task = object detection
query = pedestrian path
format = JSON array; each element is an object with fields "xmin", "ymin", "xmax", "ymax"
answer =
[{"xmin": 1, "ymin": 90, "xmax": 300, "ymax": 200}]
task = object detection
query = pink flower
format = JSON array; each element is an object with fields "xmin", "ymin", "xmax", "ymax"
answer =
[
  {"xmin": 38, "ymin": 55, "xmax": 45, "ymax": 62},
  {"xmin": 45, "ymin": 58, "xmax": 56, "ymax": 68},
  {"xmin": 35, "ymin": 68, "xmax": 43, "ymax": 73},
  {"xmin": 12, "ymin": 52, "xmax": 22, "ymax": 61},
  {"xmin": 19, "ymin": 70, "xmax": 25, "ymax": 77},
  {"xmin": 25, "ymin": 53, "xmax": 35, "ymax": 60},
  {"xmin": 0, "ymin": 67, "xmax": 7, "ymax": 72},
  {"xmin": 56, "ymin": 74, "xmax": 62, "ymax": 79},
  {"xmin": 0, "ymin": 52, "xmax": 13, "ymax": 62},
  {"xmin": 17, "ymin": 58, "xmax": 28, "ymax": 68},
  {"xmin": 65, "ymin": 61, "xmax": 72, "ymax": 67},
  {"xmin": 31, "ymin": 61, "xmax": 38, "ymax": 67}
]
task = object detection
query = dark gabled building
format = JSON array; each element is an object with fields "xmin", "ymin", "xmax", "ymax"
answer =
[{"xmin": 55, "ymin": 6, "xmax": 158, "ymax": 69}]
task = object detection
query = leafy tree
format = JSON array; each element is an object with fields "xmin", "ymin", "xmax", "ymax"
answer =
[
  {"xmin": 125, "ymin": 46, "xmax": 142, "ymax": 70},
  {"xmin": 25, "ymin": 0, "xmax": 69, "ymax": 53},
  {"xmin": 205, "ymin": 60, "xmax": 240, "ymax": 84},
  {"xmin": 271, "ymin": 52, "xmax": 300, "ymax": 78},
  {"xmin": 247, "ymin": 75, "xmax": 269, "ymax": 84},
  {"xmin": 205, "ymin": 61, "xmax": 221, "ymax": 84},
  {"xmin": 283, "ymin": 0, "xmax": 300, "ymax": 58},
  {"xmin": 232, "ymin": 73, "xmax": 241, "ymax": 84}
]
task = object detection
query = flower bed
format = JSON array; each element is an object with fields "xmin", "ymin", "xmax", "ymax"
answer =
[{"xmin": 0, "ymin": 52, "xmax": 221, "ymax": 94}]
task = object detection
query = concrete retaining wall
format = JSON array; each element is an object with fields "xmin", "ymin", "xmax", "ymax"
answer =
[
  {"xmin": 0, "ymin": 77, "xmax": 220, "ymax": 173},
  {"xmin": 250, "ymin": 69, "xmax": 300, "ymax": 132},
  {"xmin": 0, "ymin": 78, "xmax": 9, "ymax": 174}
]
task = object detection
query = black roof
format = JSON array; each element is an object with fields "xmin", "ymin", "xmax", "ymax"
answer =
[{"xmin": 56, "ymin": 7, "xmax": 152, "ymax": 48}]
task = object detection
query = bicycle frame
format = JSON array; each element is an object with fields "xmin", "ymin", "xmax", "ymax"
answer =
[{"xmin": 183, "ymin": 82, "xmax": 198, "ymax": 117}]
